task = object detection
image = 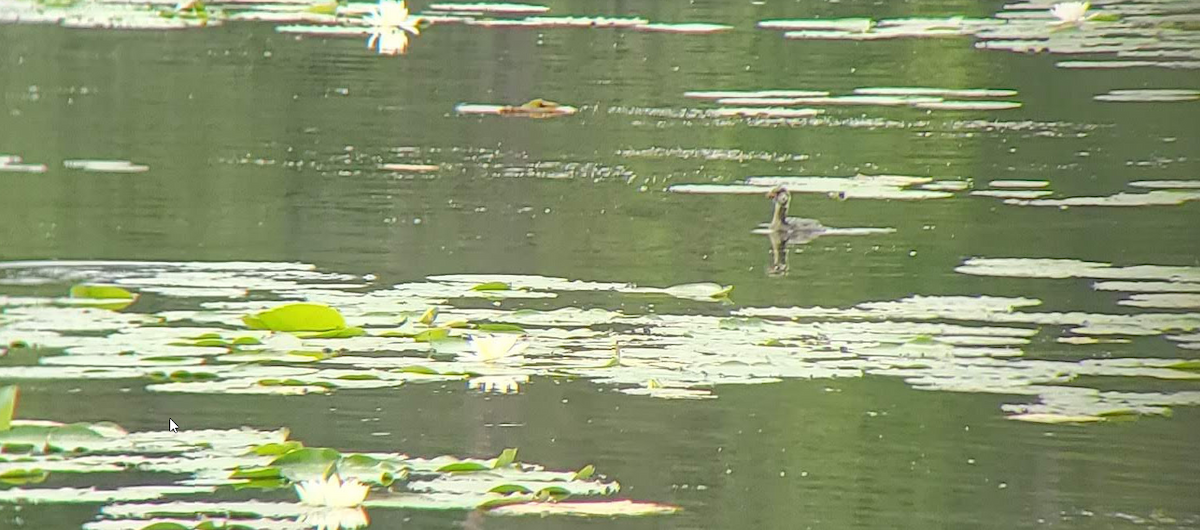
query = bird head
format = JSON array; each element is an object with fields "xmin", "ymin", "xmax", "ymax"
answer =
[{"xmin": 767, "ymin": 186, "xmax": 790, "ymax": 205}]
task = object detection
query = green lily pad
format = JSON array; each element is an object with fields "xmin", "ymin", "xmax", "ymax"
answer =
[
  {"xmin": 0, "ymin": 467, "xmax": 49, "ymax": 485},
  {"xmin": 475, "ymin": 323, "xmax": 525, "ymax": 333},
  {"xmin": 242, "ymin": 303, "xmax": 347, "ymax": 332},
  {"xmin": 414, "ymin": 328, "xmax": 451, "ymax": 343},
  {"xmin": 418, "ymin": 307, "xmax": 438, "ymax": 325},
  {"xmin": 296, "ymin": 327, "xmax": 366, "ymax": 339},
  {"xmin": 69, "ymin": 284, "xmax": 135, "ymax": 300},
  {"xmin": 489, "ymin": 484, "xmax": 534, "ymax": 495},
  {"xmin": 68, "ymin": 284, "xmax": 137, "ymax": 310},
  {"xmin": 138, "ymin": 523, "xmax": 192, "ymax": 530},
  {"xmin": 436, "ymin": 461, "xmax": 491, "ymax": 473},
  {"xmin": 0, "ymin": 386, "xmax": 16, "ymax": 432},
  {"xmin": 269, "ymin": 447, "xmax": 341, "ymax": 479},
  {"xmin": 249, "ymin": 441, "xmax": 304, "ymax": 456},
  {"xmin": 228, "ymin": 466, "xmax": 282, "ymax": 480},
  {"xmin": 471, "ymin": 281, "xmax": 512, "ymax": 291},
  {"xmin": 572, "ymin": 464, "xmax": 595, "ymax": 481},
  {"xmin": 493, "ymin": 448, "xmax": 518, "ymax": 469}
]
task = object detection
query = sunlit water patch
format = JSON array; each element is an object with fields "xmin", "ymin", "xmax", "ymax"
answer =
[{"xmin": 1, "ymin": 260, "xmax": 1197, "ymax": 425}]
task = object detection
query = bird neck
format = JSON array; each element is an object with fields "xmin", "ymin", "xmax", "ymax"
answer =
[{"xmin": 771, "ymin": 198, "xmax": 789, "ymax": 229}]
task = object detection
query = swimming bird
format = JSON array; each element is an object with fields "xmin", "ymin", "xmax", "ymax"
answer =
[{"xmin": 766, "ymin": 186, "xmax": 826, "ymax": 239}]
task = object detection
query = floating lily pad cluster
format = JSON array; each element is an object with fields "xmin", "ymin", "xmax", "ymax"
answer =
[
  {"xmin": 757, "ymin": 1, "xmax": 1200, "ymax": 70},
  {"xmin": 0, "ymin": 156, "xmax": 149, "ymax": 175},
  {"xmin": 0, "ymin": 259, "xmax": 1197, "ymax": 424},
  {"xmin": 669, "ymin": 171, "xmax": 1200, "ymax": 208},
  {"xmin": 0, "ymin": 385, "xmax": 672, "ymax": 528}
]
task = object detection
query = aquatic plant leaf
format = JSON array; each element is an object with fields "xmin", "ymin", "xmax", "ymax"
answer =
[
  {"xmin": 572, "ymin": 464, "xmax": 595, "ymax": 481},
  {"xmin": 63, "ymin": 160, "xmax": 149, "ymax": 173},
  {"xmin": 663, "ymin": 283, "xmax": 733, "ymax": 301},
  {"xmin": 418, "ymin": 307, "xmax": 439, "ymax": 325},
  {"xmin": 489, "ymin": 484, "xmax": 533, "ymax": 494},
  {"xmin": 1167, "ymin": 360, "xmax": 1200, "ymax": 371},
  {"xmin": 68, "ymin": 284, "xmax": 137, "ymax": 310},
  {"xmin": 475, "ymin": 323, "xmax": 525, "ymax": 333},
  {"xmin": 0, "ymin": 386, "xmax": 16, "ymax": 431},
  {"xmin": 69, "ymin": 284, "xmax": 135, "ymax": 300},
  {"xmin": 437, "ymin": 461, "xmax": 491, "ymax": 473},
  {"xmin": 137, "ymin": 523, "xmax": 191, "ymax": 530},
  {"xmin": 229, "ymin": 466, "xmax": 283, "ymax": 480},
  {"xmin": 1007, "ymin": 413, "xmax": 1104, "ymax": 424},
  {"xmin": 427, "ymin": 2, "xmax": 550, "ymax": 14},
  {"xmin": 637, "ymin": 22, "xmax": 731, "ymax": 33},
  {"xmin": 487, "ymin": 499, "xmax": 681, "ymax": 516},
  {"xmin": 477, "ymin": 493, "xmax": 537, "ymax": 510},
  {"xmin": 242, "ymin": 303, "xmax": 347, "ymax": 332},
  {"xmin": 414, "ymin": 328, "xmax": 451, "ymax": 342},
  {"xmin": 270, "ymin": 447, "xmax": 341, "ymax": 480},
  {"xmin": 250, "ymin": 441, "xmax": 304, "ymax": 456},
  {"xmin": 0, "ymin": 467, "xmax": 49, "ymax": 485},
  {"xmin": 471, "ymin": 282, "xmax": 511, "ymax": 291},
  {"xmin": 493, "ymin": 448, "xmax": 518, "ymax": 469},
  {"xmin": 853, "ymin": 87, "xmax": 1017, "ymax": 98},
  {"xmin": 296, "ymin": 327, "xmax": 366, "ymax": 339}
]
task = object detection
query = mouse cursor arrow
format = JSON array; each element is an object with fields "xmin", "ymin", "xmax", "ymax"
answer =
[{"xmin": 169, "ymin": 418, "xmax": 179, "ymax": 433}]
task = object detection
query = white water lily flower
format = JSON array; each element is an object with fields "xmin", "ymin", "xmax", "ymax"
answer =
[
  {"xmin": 467, "ymin": 374, "xmax": 529, "ymax": 393},
  {"xmin": 295, "ymin": 475, "xmax": 370, "ymax": 508},
  {"xmin": 364, "ymin": 0, "xmax": 422, "ymax": 55},
  {"xmin": 368, "ymin": 29, "xmax": 410, "ymax": 55},
  {"xmin": 1049, "ymin": 1, "xmax": 1091, "ymax": 24},
  {"xmin": 261, "ymin": 331, "xmax": 303, "ymax": 351},
  {"xmin": 297, "ymin": 507, "xmax": 370, "ymax": 530},
  {"xmin": 465, "ymin": 334, "xmax": 529, "ymax": 363}
]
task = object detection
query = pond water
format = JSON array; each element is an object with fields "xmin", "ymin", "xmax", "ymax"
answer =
[{"xmin": 1, "ymin": 0, "xmax": 1199, "ymax": 528}]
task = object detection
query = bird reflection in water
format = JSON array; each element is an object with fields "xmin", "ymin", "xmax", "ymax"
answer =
[{"xmin": 761, "ymin": 186, "xmax": 834, "ymax": 276}]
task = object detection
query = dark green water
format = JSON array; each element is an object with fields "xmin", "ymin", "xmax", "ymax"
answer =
[{"xmin": 2, "ymin": 0, "xmax": 1199, "ymax": 528}]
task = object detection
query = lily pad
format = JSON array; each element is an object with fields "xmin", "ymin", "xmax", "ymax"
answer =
[{"xmin": 242, "ymin": 303, "xmax": 347, "ymax": 332}]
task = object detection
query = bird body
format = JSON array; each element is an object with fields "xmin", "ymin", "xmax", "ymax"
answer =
[{"xmin": 766, "ymin": 186, "xmax": 826, "ymax": 238}]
